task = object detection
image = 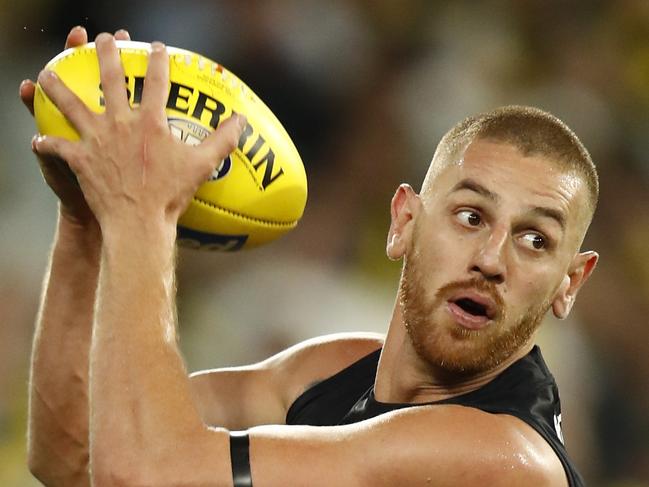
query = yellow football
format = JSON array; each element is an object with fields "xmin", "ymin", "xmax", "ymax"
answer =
[{"xmin": 34, "ymin": 41, "xmax": 307, "ymax": 251}]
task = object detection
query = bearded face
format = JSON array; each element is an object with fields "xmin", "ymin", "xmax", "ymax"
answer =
[
  {"xmin": 390, "ymin": 139, "xmax": 592, "ymax": 376},
  {"xmin": 399, "ymin": 246, "xmax": 551, "ymax": 375}
]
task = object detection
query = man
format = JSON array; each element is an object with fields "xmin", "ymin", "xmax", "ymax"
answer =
[{"xmin": 23, "ymin": 27, "xmax": 597, "ymax": 487}]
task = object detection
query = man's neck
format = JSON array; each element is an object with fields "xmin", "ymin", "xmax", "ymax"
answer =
[{"xmin": 374, "ymin": 304, "xmax": 534, "ymax": 404}]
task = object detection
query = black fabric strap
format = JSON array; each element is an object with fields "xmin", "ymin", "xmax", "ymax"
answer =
[{"xmin": 230, "ymin": 431, "xmax": 253, "ymax": 487}]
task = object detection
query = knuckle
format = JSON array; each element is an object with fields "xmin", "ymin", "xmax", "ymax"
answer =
[
  {"xmin": 141, "ymin": 112, "xmax": 169, "ymax": 135},
  {"xmin": 103, "ymin": 68, "xmax": 124, "ymax": 86},
  {"xmin": 226, "ymin": 129, "xmax": 240, "ymax": 151},
  {"xmin": 109, "ymin": 114, "xmax": 133, "ymax": 135},
  {"xmin": 57, "ymin": 94, "xmax": 79, "ymax": 116},
  {"xmin": 157, "ymin": 119, "xmax": 172, "ymax": 135}
]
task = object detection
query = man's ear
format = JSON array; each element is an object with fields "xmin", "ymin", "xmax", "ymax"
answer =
[
  {"xmin": 386, "ymin": 184, "xmax": 420, "ymax": 260},
  {"xmin": 552, "ymin": 251, "xmax": 599, "ymax": 319}
]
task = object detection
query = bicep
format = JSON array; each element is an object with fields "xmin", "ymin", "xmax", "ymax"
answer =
[
  {"xmin": 190, "ymin": 366, "xmax": 286, "ymax": 430},
  {"xmin": 189, "ymin": 333, "xmax": 385, "ymax": 430}
]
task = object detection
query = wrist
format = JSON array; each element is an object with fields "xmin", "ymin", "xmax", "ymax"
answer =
[
  {"xmin": 58, "ymin": 198, "xmax": 98, "ymax": 230},
  {"xmin": 100, "ymin": 215, "xmax": 177, "ymax": 255},
  {"xmin": 56, "ymin": 211, "xmax": 102, "ymax": 256}
]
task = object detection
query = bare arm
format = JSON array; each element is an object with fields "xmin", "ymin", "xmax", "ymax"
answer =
[
  {"xmin": 31, "ymin": 33, "xmax": 247, "ymax": 484},
  {"xmin": 25, "ymin": 27, "xmax": 132, "ymax": 486},
  {"xmin": 28, "ymin": 217, "xmax": 99, "ymax": 487},
  {"xmin": 245, "ymin": 406, "xmax": 566, "ymax": 487},
  {"xmin": 189, "ymin": 332, "xmax": 384, "ymax": 430}
]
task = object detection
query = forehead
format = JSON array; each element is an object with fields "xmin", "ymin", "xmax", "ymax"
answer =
[{"xmin": 431, "ymin": 139, "xmax": 589, "ymax": 223}]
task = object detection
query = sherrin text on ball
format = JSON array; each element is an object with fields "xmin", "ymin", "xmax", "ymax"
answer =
[{"xmin": 34, "ymin": 41, "xmax": 308, "ymax": 251}]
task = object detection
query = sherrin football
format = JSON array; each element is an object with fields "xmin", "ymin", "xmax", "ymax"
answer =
[{"xmin": 34, "ymin": 41, "xmax": 307, "ymax": 251}]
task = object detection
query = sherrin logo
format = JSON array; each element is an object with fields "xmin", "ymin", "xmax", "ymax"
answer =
[
  {"xmin": 35, "ymin": 41, "xmax": 307, "ymax": 251},
  {"xmin": 99, "ymin": 77, "xmax": 285, "ymax": 191},
  {"xmin": 167, "ymin": 118, "xmax": 231, "ymax": 181}
]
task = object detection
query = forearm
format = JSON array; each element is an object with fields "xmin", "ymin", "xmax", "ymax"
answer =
[
  {"xmin": 32, "ymin": 34, "xmax": 246, "ymax": 484},
  {"xmin": 28, "ymin": 213, "xmax": 101, "ymax": 486},
  {"xmin": 89, "ymin": 219, "xmax": 231, "ymax": 485}
]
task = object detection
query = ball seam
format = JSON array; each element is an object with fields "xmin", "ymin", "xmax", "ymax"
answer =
[{"xmin": 191, "ymin": 197, "xmax": 298, "ymax": 228}]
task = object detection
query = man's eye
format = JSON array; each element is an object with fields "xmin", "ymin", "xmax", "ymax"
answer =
[
  {"xmin": 457, "ymin": 210, "xmax": 482, "ymax": 227},
  {"xmin": 521, "ymin": 233, "xmax": 546, "ymax": 250}
]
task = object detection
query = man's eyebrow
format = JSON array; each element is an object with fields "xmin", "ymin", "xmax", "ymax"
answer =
[
  {"xmin": 450, "ymin": 179, "xmax": 567, "ymax": 230},
  {"xmin": 449, "ymin": 179, "xmax": 499, "ymax": 202},
  {"xmin": 529, "ymin": 206, "xmax": 567, "ymax": 231}
]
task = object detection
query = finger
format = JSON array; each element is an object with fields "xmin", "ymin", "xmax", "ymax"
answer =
[
  {"xmin": 31, "ymin": 135, "xmax": 79, "ymax": 185},
  {"xmin": 31, "ymin": 134, "xmax": 39, "ymax": 153},
  {"xmin": 198, "ymin": 114, "xmax": 247, "ymax": 176},
  {"xmin": 20, "ymin": 79, "xmax": 36, "ymax": 116},
  {"xmin": 33, "ymin": 135, "xmax": 78, "ymax": 171},
  {"xmin": 114, "ymin": 29, "xmax": 131, "ymax": 41},
  {"xmin": 37, "ymin": 70, "xmax": 95, "ymax": 132},
  {"xmin": 64, "ymin": 25, "xmax": 88, "ymax": 49},
  {"xmin": 95, "ymin": 33, "xmax": 129, "ymax": 112},
  {"xmin": 141, "ymin": 42, "xmax": 169, "ymax": 118}
]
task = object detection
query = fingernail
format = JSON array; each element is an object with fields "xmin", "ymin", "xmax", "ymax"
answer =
[
  {"xmin": 37, "ymin": 70, "xmax": 56, "ymax": 83},
  {"xmin": 20, "ymin": 79, "xmax": 30, "ymax": 89},
  {"xmin": 151, "ymin": 41, "xmax": 166, "ymax": 52},
  {"xmin": 32, "ymin": 135, "xmax": 44, "ymax": 151},
  {"xmin": 96, "ymin": 32, "xmax": 112, "ymax": 44},
  {"xmin": 72, "ymin": 25, "xmax": 83, "ymax": 31}
]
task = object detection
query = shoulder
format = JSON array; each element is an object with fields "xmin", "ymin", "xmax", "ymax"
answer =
[
  {"xmin": 262, "ymin": 332, "xmax": 384, "ymax": 374},
  {"xmin": 266, "ymin": 331, "xmax": 384, "ymax": 366},
  {"xmin": 262, "ymin": 332, "xmax": 384, "ymax": 412},
  {"xmin": 360, "ymin": 405, "xmax": 568, "ymax": 486}
]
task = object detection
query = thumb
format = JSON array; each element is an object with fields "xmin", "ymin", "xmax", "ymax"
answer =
[
  {"xmin": 197, "ymin": 114, "xmax": 247, "ymax": 176},
  {"xmin": 33, "ymin": 135, "xmax": 78, "ymax": 172}
]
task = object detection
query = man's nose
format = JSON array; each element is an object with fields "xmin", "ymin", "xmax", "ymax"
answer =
[{"xmin": 470, "ymin": 228, "xmax": 508, "ymax": 284}]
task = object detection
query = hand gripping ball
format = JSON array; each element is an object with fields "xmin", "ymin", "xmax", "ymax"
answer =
[{"xmin": 34, "ymin": 41, "xmax": 308, "ymax": 251}]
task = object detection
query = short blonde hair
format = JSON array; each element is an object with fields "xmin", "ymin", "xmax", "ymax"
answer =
[{"xmin": 424, "ymin": 105, "xmax": 599, "ymax": 215}]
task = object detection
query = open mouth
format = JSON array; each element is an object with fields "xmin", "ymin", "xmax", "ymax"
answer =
[
  {"xmin": 454, "ymin": 298, "xmax": 489, "ymax": 318},
  {"xmin": 444, "ymin": 286, "xmax": 500, "ymax": 330}
]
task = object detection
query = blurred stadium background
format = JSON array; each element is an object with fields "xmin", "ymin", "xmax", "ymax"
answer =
[{"xmin": 1, "ymin": 1, "xmax": 648, "ymax": 485}]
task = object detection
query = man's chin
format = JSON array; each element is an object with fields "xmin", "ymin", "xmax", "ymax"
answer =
[
  {"xmin": 407, "ymin": 328, "xmax": 496, "ymax": 375},
  {"xmin": 429, "ymin": 343, "xmax": 499, "ymax": 375}
]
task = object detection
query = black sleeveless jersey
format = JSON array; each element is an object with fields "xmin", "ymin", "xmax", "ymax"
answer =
[{"xmin": 286, "ymin": 345, "xmax": 584, "ymax": 486}]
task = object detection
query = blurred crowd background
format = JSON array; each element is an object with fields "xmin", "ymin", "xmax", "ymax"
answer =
[{"xmin": 1, "ymin": 1, "xmax": 648, "ymax": 485}]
